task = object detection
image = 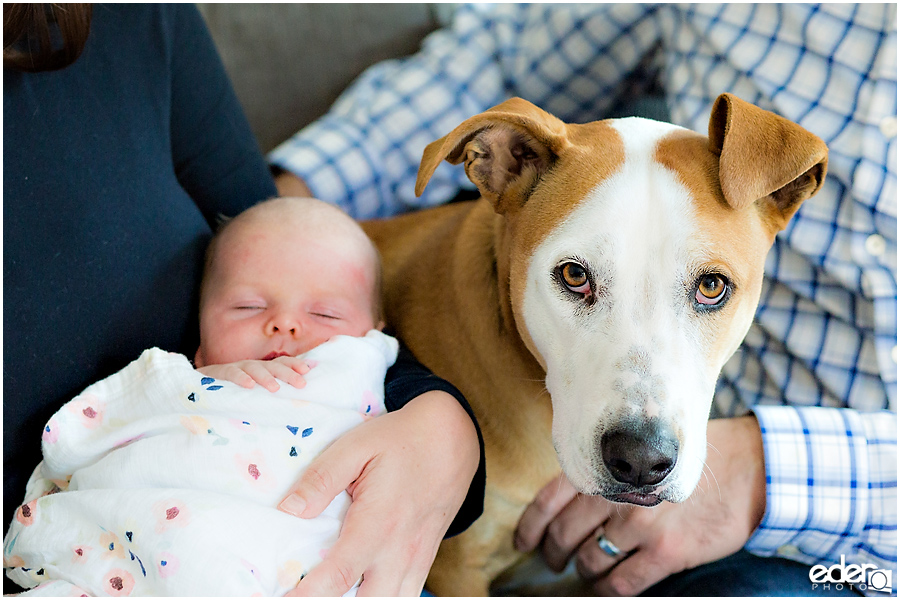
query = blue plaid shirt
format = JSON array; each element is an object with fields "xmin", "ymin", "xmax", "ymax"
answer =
[{"xmin": 270, "ymin": 3, "xmax": 897, "ymax": 573}]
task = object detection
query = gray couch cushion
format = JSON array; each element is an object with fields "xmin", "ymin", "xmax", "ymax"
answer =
[{"xmin": 199, "ymin": 4, "xmax": 438, "ymax": 153}]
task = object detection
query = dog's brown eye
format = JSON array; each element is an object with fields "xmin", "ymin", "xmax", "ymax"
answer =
[
  {"xmin": 559, "ymin": 262, "xmax": 590, "ymax": 295},
  {"xmin": 562, "ymin": 263, "xmax": 587, "ymax": 287},
  {"xmin": 696, "ymin": 274, "xmax": 727, "ymax": 305}
]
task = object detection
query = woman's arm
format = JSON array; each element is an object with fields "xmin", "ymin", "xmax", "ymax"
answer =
[{"xmin": 168, "ymin": 4, "xmax": 277, "ymax": 223}]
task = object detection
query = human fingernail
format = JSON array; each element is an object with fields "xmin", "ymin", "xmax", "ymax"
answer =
[{"xmin": 279, "ymin": 494, "xmax": 306, "ymax": 517}]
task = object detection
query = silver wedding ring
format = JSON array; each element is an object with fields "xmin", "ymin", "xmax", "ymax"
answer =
[{"xmin": 596, "ymin": 534, "xmax": 624, "ymax": 559}]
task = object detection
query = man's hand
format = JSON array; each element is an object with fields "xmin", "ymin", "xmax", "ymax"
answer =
[
  {"xmin": 197, "ymin": 357, "xmax": 311, "ymax": 392},
  {"xmin": 515, "ymin": 416, "xmax": 767, "ymax": 596},
  {"xmin": 278, "ymin": 390, "xmax": 480, "ymax": 596}
]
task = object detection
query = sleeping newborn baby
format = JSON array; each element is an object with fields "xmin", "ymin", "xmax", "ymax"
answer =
[{"xmin": 4, "ymin": 198, "xmax": 395, "ymax": 596}]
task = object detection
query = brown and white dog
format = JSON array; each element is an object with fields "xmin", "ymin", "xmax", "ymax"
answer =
[{"xmin": 362, "ymin": 93, "xmax": 828, "ymax": 595}]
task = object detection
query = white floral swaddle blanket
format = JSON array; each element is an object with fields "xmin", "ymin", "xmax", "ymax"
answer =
[{"xmin": 3, "ymin": 331, "xmax": 398, "ymax": 596}]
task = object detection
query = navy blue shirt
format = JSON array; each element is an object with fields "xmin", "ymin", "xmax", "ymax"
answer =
[
  {"xmin": 3, "ymin": 5, "xmax": 483, "ymax": 555},
  {"xmin": 4, "ymin": 4, "xmax": 277, "ymax": 527}
]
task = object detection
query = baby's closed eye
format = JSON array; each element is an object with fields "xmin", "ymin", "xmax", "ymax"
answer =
[{"xmin": 310, "ymin": 311, "xmax": 341, "ymax": 320}]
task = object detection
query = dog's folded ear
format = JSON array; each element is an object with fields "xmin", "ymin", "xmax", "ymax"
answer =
[
  {"xmin": 708, "ymin": 93, "xmax": 828, "ymax": 230},
  {"xmin": 416, "ymin": 98, "xmax": 570, "ymax": 215}
]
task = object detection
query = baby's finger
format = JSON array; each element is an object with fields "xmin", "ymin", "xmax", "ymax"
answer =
[
  {"xmin": 275, "ymin": 356, "xmax": 312, "ymax": 375},
  {"xmin": 273, "ymin": 355, "xmax": 311, "ymax": 374},
  {"xmin": 227, "ymin": 367, "xmax": 257, "ymax": 389},
  {"xmin": 266, "ymin": 360, "xmax": 308, "ymax": 389},
  {"xmin": 241, "ymin": 362, "xmax": 281, "ymax": 392}
]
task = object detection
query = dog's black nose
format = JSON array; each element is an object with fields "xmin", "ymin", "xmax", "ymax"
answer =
[{"xmin": 600, "ymin": 419, "xmax": 678, "ymax": 487}]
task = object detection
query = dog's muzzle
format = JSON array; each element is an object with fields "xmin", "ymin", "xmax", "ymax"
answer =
[{"xmin": 596, "ymin": 417, "xmax": 678, "ymax": 506}]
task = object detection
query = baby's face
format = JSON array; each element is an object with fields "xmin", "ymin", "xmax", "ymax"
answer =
[{"xmin": 195, "ymin": 216, "xmax": 378, "ymax": 367}]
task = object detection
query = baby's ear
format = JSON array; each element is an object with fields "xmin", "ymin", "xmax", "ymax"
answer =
[{"xmin": 193, "ymin": 347, "xmax": 205, "ymax": 367}]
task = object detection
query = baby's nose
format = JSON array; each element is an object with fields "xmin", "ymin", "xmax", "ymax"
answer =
[{"xmin": 267, "ymin": 315, "xmax": 301, "ymax": 336}]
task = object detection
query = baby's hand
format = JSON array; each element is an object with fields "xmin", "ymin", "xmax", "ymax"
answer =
[{"xmin": 198, "ymin": 357, "xmax": 311, "ymax": 392}]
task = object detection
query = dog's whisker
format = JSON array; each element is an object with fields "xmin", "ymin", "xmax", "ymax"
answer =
[
  {"xmin": 685, "ymin": 488, "xmax": 697, "ymax": 506},
  {"xmin": 513, "ymin": 377, "xmax": 548, "ymax": 384},
  {"xmin": 555, "ymin": 474, "xmax": 565, "ymax": 499},
  {"xmin": 702, "ymin": 441, "xmax": 725, "ymax": 500},
  {"xmin": 706, "ymin": 440, "xmax": 723, "ymax": 458},
  {"xmin": 697, "ymin": 465, "xmax": 715, "ymax": 498},
  {"xmin": 701, "ymin": 459, "xmax": 723, "ymax": 503}
]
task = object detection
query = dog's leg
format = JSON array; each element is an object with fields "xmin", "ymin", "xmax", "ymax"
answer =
[
  {"xmin": 427, "ymin": 537, "xmax": 494, "ymax": 596},
  {"xmin": 427, "ymin": 486, "xmax": 541, "ymax": 596}
]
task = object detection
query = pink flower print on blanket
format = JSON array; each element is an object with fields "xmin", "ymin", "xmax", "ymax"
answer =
[
  {"xmin": 102, "ymin": 568, "xmax": 135, "ymax": 596},
  {"xmin": 234, "ymin": 450, "xmax": 275, "ymax": 491},
  {"xmin": 41, "ymin": 418, "xmax": 60, "ymax": 443},
  {"xmin": 66, "ymin": 393, "xmax": 104, "ymax": 429},
  {"xmin": 72, "ymin": 544, "xmax": 92, "ymax": 564},
  {"xmin": 152, "ymin": 499, "xmax": 191, "ymax": 534},
  {"xmin": 359, "ymin": 390, "xmax": 384, "ymax": 419},
  {"xmin": 15, "ymin": 499, "xmax": 37, "ymax": 526},
  {"xmin": 156, "ymin": 552, "xmax": 180, "ymax": 578}
]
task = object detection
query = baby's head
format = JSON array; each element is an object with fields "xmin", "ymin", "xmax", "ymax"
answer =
[{"xmin": 194, "ymin": 197, "xmax": 383, "ymax": 367}]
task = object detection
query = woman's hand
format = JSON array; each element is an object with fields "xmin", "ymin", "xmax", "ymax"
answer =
[
  {"xmin": 514, "ymin": 416, "xmax": 767, "ymax": 596},
  {"xmin": 197, "ymin": 357, "xmax": 311, "ymax": 392},
  {"xmin": 279, "ymin": 390, "xmax": 480, "ymax": 596}
]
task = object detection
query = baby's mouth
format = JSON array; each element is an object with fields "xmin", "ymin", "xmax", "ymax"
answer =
[{"xmin": 262, "ymin": 351, "xmax": 291, "ymax": 361}]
